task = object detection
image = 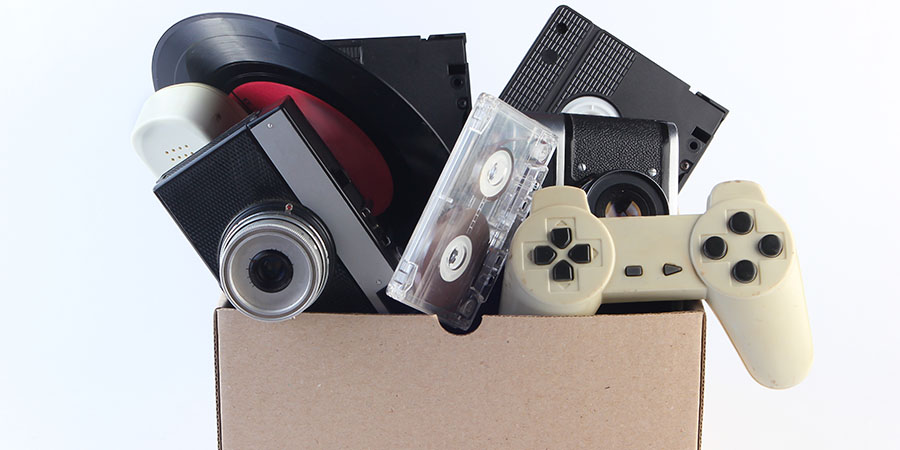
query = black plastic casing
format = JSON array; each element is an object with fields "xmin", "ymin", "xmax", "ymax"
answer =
[
  {"xmin": 326, "ymin": 34, "xmax": 471, "ymax": 149},
  {"xmin": 153, "ymin": 99, "xmax": 407, "ymax": 313},
  {"xmin": 500, "ymin": 5, "xmax": 728, "ymax": 189}
]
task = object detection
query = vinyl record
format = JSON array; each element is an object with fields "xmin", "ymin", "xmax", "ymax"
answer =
[{"xmin": 151, "ymin": 13, "xmax": 449, "ymax": 242}]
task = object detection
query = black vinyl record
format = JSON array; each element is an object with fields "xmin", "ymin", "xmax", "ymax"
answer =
[{"xmin": 151, "ymin": 13, "xmax": 449, "ymax": 244}]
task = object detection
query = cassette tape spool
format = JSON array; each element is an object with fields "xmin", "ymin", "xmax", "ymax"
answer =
[{"xmin": 387, "ymin": 93, "xmax": 558, "ymax": 329}]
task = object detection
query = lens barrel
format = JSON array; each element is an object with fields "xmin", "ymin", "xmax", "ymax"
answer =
[
  {"xmin": 219, "ymin": 204, "xmax": 332, "ymax": 321},
  {"xmin": 585, "ymin": 171, "xmax": 669, "ymax": 218}
]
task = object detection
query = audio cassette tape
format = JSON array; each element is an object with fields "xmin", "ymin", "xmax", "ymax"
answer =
[
  {"xmin": 387, "ymin": 93, "xmax": 558, "ymax": 330},
  {"xmin": 500, "ymin": 5, "xmax": 728, "ymax": 188}
]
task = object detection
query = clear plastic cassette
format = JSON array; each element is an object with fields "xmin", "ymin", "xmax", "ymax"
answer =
[{"xmin": 386, "ymin": 93, "xmax": 558, "ymax": 329}]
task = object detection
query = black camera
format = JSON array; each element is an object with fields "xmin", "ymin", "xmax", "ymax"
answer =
[
  {"xmin": 154, "ymin": 97, "xmax": 410, "ymax": 320},
  {"xmin": 532, "ymin": 113, "xmax": 678, "ymax": 217}
]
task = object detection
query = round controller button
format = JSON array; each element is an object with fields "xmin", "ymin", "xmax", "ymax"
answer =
[
  {"xmin": 732, "ymin": 260, "xmax": 758, "ymax": 283},
  {"xmin": 758, "ymin": 234, "xmax": 783, "ymax": 257},
  {"xmin": 728, "ymin": 211, "xmax": 754, "ymax": 234},
  {"xmin": 702, "ymin": 236, "xmax": 728, "ymax": 260}
]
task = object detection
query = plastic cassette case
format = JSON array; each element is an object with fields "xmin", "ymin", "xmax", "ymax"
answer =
[{"xmin": 387, "ymin": 93, "xmax": 558, "ymax": 329}]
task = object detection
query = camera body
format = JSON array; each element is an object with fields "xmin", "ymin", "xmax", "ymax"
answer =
[
  {"xmin": 532, "ymin": 113, "xmax": 678, "ymax": 217},
  {"xmin": 154, "ymin": 97, "xmax": 400, "ymax": 319}
]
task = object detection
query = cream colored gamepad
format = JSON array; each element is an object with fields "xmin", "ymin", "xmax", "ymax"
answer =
[{"xmin": 500, "ymin": 181, "xmax": 812, "ymax": 388}]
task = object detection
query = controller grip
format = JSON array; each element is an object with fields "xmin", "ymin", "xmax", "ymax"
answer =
[
  {"xmin": 705, "ymin": 258, "xmax": 812, "ymax": 389},
  {"xmin": 499, "ymin": 270, "xmax": 603, "ymax": 316}
]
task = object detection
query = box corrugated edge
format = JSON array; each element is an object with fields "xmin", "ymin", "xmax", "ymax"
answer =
[
  {"xmin": 214, "ymin": 309, "xmax": 223, "ymax": 450},
  {"xmin": 697, "ymin": 302, "xmax": 707, "ymax": 449}
]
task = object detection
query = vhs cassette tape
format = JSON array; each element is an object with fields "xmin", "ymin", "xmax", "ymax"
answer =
[
  {"xmin": 500, "ymin": 5, "xmax": 728, "ymax": 189},
  {"xmin": 387, "ymin": 93, "xmax": 558, "ymax": 329}
]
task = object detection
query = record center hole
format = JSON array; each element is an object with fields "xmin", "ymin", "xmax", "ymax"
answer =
[{"xmin": 555, "ymin": 22, "xmax": 568, "ymax": 34}]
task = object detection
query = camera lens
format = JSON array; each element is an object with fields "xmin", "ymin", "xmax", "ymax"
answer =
[
  {"xmin": 585, "ymin": 171, "xmax": 669, "ymax": 218},
  {"xmin": 249, "ymin": 249, "xmax": 294, "ymax": 293},
  {"xmin": 219, "ymin": 204, "xmax": 333, "ymax": 321},
  {"xmin": 599, "ymin": 188, "xmax": 647, "ymax": 217}
]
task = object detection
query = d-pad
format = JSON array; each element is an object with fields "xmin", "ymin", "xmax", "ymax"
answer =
[{"xmin": 530, "ymin": 227, "xmax": 595, "ymax": 282}]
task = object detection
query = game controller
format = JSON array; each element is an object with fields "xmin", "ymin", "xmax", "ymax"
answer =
[{"xmin": 499, "ymin": 181, "xmax": 812, "ymax": 388}]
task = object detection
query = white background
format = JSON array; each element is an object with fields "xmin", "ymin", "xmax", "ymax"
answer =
[{"xmin": 0, "ymin": 0, "xmax": 898, "ymax": 448}]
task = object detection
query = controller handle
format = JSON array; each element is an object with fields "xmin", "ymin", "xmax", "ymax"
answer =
[
  {"xmin": 704, "ymin": 262, "xmax": 812, "ymax": 388},
  {"xmin": 691, "ymin": 181, "xmax": 813, "ymax": 389}
]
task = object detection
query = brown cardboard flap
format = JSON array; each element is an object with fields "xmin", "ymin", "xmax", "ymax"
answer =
[{"xmin": 216, "ymin": 306, "xmax": 705, "ymax": 449}]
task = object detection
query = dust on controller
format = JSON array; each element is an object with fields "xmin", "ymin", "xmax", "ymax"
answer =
[{"xmin": 500, "ymin": 181, "xmax": 813, "ymax": 389}]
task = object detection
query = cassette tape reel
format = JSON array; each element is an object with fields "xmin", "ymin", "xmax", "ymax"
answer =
[{"xmin": 387, "ymin": 93, "xmax": 558, "ymax": 330}]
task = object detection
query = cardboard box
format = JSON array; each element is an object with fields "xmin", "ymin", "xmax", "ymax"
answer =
[{"xmin": 215, "ymin": 302, "xmax": 706, "ymax": 449}]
